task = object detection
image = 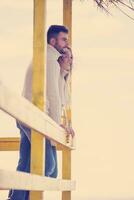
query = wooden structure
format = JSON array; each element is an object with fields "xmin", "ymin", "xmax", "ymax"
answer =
[{"xmin": 0, "ymin": 0, "xmax": 75, "ymax": 200}]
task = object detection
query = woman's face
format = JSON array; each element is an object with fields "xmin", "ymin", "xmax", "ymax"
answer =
[{"xmin": 58, "ymin": 47, "xmax": 73, "ymax": 72}]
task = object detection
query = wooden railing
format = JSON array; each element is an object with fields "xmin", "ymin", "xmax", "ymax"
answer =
[{"xmin": 0, "ymin": 82, "xmax": 76, "ymax": 196}]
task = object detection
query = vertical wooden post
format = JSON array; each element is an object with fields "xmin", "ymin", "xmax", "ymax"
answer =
[
  {"xmin": 30, "ymin": 0, "xmax": 46, "ymax": 199},
  {"xmin": 63, "ymin": 0, "xmax": 72, "ymax": 45},
  {"xmin": 62, "ymin": 1, "xmax": 72, "ymax": 200},
  {"xmin": 63, "ymin": 0, "xmax": 72, "ymax": 129}
]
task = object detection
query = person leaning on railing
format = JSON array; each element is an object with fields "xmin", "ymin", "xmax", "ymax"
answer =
[{"xmin": 7, "ymin": 25, "xmax": 75, "ymax": 200}]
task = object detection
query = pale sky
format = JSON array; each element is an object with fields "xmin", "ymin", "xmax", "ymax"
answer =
[{"xmin": 0, "ymin": 0, "xmax": 134, "ymax": 199}]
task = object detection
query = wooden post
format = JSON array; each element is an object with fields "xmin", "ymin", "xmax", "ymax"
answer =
[
  {"xmin": 30, "ymin": 0, "xmax": 46, "ymax": 199},
  {"xmin": 63, "ymin": 0, "xmax": 72, "ymax": 129},
  {"xmin": 63, "ymin": 0, "xmax": 72, "ymax": 45},
  {"xmin": 62, "ymin": 1, "xmax": 72, "ymax": 200}
]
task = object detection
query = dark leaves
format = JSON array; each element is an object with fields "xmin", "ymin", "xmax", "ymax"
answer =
[{"xmin": 93, "ymin": 0, "xmax": 134, "ymax": 20}]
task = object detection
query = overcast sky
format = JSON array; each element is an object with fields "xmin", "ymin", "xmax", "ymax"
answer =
[{"xmin": 0, "ymin": 0, "xmax": 134, "ymax": 199}]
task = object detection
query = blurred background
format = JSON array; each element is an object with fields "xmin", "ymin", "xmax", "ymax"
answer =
[{"xmin": 0, "ymin": 0, "xmax": 134, "ymax": 199}]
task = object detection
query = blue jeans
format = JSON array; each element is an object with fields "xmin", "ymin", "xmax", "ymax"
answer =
[{"xmin": 8, "ymin": 121, "xmax": 58, "ymax": 200}]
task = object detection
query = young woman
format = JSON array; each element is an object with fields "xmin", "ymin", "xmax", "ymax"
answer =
[{"xmin": 58, "ymin": 47, "xmax": 75, "ymax": 138}]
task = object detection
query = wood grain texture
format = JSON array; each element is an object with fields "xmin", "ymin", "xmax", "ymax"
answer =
[
  {"xmin": 30, "ymin": 0, "xmax": 46, "ymax": 199},
  {"xmin": 0, "ymin": 137, "xmax": 68, "ymax": 151},
  {"xmin": 62, "ymin": 1, "xmax": 73, "ymax": 200},
  {"xmin": 0, "ymin": 169, "xmax": 76, "ymax": 191},
  {"xmin": 0, "ymin": 83, "xmax": 74, "ymax": 149}
]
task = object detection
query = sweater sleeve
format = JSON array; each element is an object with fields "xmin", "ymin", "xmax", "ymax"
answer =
[
  {"xmin": 46, "ymin": 58, "xmax": 61, "ymax": 125},
  {"xmin": 22, "ymin": 62, "xmax": 32, "ymax": 101}
]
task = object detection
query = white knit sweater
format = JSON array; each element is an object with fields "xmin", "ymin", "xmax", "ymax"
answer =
[{"xmin": 18, "ymin": 44, "xmax": 69, "ymax": 146}]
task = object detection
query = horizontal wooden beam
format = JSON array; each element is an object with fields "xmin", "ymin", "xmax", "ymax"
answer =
[
  {"xmin": 0, "ymin": 137, "xmax": 65, "ymax": 151},
  {"xmin": 0, "ymin": 137, "xmax": 19, "ymax": 151},
  {"xmin": 0, "ymin": 83, "xmax": 75, "ymax": 150},
  {"xmin": 0, "ymin": 169, "xmax": 76, "ymax": 191}
]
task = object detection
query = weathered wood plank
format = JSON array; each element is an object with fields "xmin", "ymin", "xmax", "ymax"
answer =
[
  {"xmin": 0, "ymin": 169, "xmax": 76, "ymax": 191},
  {"xmin": 62, "ymin": 1, "xmax": 73, "ymax": 200},
  {"xmin": 0, "ymin": 137, "xmax": 66, "ymax": 151},
  {"xmin": 30, "ymin": 0, "xmax": 46, "ymax": 198},
  {"xmin": 0, "ymin": 83, "xmax": 75, "ymax": 150}
]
